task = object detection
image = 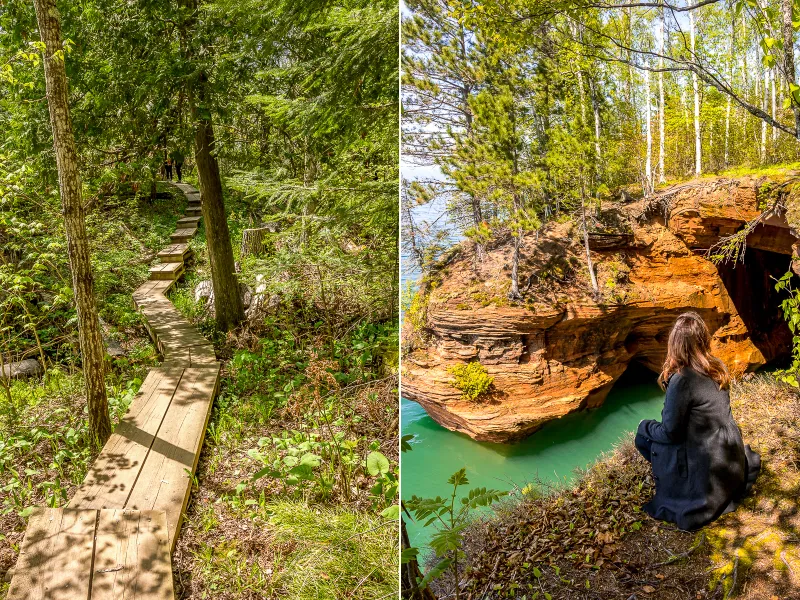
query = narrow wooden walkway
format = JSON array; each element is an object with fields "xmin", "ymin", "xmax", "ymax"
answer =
[{"xmin": 7, "ymin": 183, "xmax": 217, "ymax": 599}]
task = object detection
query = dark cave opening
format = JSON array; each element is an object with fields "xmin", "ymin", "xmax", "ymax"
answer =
[{"xmin": 715, "ymin": 246, "xmax": 793, "ymax": 366}]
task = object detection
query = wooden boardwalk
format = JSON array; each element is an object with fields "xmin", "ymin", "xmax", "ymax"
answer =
[{"xmin": 7, "ymin": 183, "xmax": 217, "ymax": 599}]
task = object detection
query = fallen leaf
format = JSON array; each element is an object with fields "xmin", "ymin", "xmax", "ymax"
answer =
[{"xmin": 642, "ymin": 585, "xmax": 656, "ymax": 593}]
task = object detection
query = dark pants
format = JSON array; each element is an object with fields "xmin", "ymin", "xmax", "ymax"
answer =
[
  {"xmin": 635, "ymin": 431, "xmax": 652, "ymax": 463},
  {"xmin": 165, "ymin": 165, "xmax": 173, "ymax": 180},
  {"xmin": 175, "ymin": 162, "xmax": 183, "ymax": 182}
]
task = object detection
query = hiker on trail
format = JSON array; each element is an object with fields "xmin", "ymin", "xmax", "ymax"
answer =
[
  {"xmin": 171, "ymin": 149, "xmax": 185, "ymax": 183},
  {"xmin": 635, "ymin": 312, "xmax": 760, "ymax": 531},
  {"xmin": 165, "ymin": 157, "xmax": 173, "ymax": 181}
]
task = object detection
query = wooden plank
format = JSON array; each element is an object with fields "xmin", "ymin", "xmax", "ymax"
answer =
[
  {"xmin": 184, "ymin": 207, "xmax": 202, "ymax": 217},
  {"xmin": 176, "ymin": 216, "xmax": 201, "ymax": 227},
  {"xmin": 133, "ymin": 281, "xmax": 173, "ymax": 307},
  {"xmin": 91, "ymin": 510, "xmax": 174, "ymax": 600},
  {"xmin": 161, "ymin": 344, "xmax": 216, "ymax": 368},
  {"xmin": 6, "ymin": 508, "xmax": 97, "ymax": 600},
  {"xmin": 170, "ymin": 228, "xmax": 196, "ymax": 243},
  {"xmin": 125, "ymin": 366, "xmax": 220, "ymax": 550},
  {"xmin": 149, "ymin": 262, "xmax": 184, "ymax": 281},
  {"xmin": 69, "ymin": 369, "xmax": 184, "ymax": 511},
  {"xmin": 157, "ymin": 244, "xmax": 191, "ymax": 263}
]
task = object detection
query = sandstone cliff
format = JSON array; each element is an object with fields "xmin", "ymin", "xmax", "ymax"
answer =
[{"xmin": 402, "ymin": 174, "xmax": 799, "ymax": 443}]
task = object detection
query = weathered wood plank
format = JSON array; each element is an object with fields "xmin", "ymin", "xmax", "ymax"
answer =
[
  {"xmin": 170, "ymin": 228, "xmax": 197, "ymax": 243},
  {"xmin": 161, "ymin": 344, "xmax": 216, "ymax": 368},
  {"xmin": 91, "ymin": 510, "xmax": 174, "ymax": 600},
  {"xmin": 184, "ymin": 207, "xmax": 202, "ymax": 217},
  {"xmin": 176, "ymin": 216, "xmax": 201, "ymax": 227},
  {"xmin": 157, "ymin": 243, "xmax": 192, "ymax": 263},
  {"xmin": 6, "ymin": 508, "xmax": 97, "ymax": 600},
  {"xmin": 149, "ymin": 262, "xmax": 185, "ymax": 281},
  {"xmin": 124, "ymin": 366, "xmax": 220, "ymax": 550},
  {"xmin": 69, "ymin": 368, "xmax": 184, "ymax": 511}
]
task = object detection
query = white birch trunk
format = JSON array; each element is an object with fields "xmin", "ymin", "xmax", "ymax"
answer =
[
  {"xmin": 690, "ymin": 9, "xmax": 702, "ymax": 176},
  {"xmin": 645, "ymin": 67, "xmax": 653, "ymax": 194},
  {"xmin": 658, "ymin": 3, "xmax": 666, "ymax": 183}
]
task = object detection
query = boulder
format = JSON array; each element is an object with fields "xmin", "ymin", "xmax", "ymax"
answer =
[
  {"xmin": 194, "ymin": 280, "xmax": 252, "ymax": 311},
  {"xmin": 2, "ymin": 359, "xmax": 43, "ymax": 380}
]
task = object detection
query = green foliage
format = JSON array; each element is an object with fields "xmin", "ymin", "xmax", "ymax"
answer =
[
  {"xmin": 405, "ymin": 467, "xmax": 508, "ymax": 593},
  {"xmin": 775, "ymin": 271, "xmax": 800, "ymax": 388},
  {"xmin": 0, "ymin": 368, "xmax": 141, "ymax": 516},
  {"xmin": 448, "ymin": 361, "xmax": 494, "ymax": 401}
]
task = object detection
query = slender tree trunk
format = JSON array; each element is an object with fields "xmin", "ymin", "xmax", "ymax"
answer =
[
  {"xmin": 762, "ymin": 64, "xmax": 768, "ymax": 162},
  {"xmin": 658, "ymin": 1, "xmax": 666, "ymax": 183},
  {"xmin": 645, "ymin": 67, "xmax": 653, "ymax": 195},
  {"xmin": 772, "ymin": 67, "xmax": 777, "ymax": 142},
  {"xmin": 781, "ymin": 0, "xmax": 800, "ymax": 138},
  {"xmin": 581, "ymin": 179, "xmax": 598, "ymax": 298},
  {"xmin": 33, "ymin": 0, "xmax": 110, "ymax": 446},
  {"xmin": 181, "ymin": 0, "xmax": 244, "ymax": 332},
  {"xmin": 192, "ymin": 77, "xmax": 245, "ymax": 331},
  {"xmin": 725, "ymin": 14, "xmax": 733, "ymax": 166},
  {"xmin": 589, "ymin": 77, "xmax": 602, "ymax": 162},
  {"xmin": 690, "ymin": 8, "xmax": 702, "ymax": 175}
]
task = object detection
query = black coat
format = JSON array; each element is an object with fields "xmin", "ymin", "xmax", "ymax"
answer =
[{"xmin": 635, "ymin": 368, "xmax": 760, "ymax": 531}]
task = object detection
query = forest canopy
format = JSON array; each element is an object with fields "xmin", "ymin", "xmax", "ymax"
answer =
[{"xmin": 402, "ymin": 0, "xmax": 800, "ymax": 293}]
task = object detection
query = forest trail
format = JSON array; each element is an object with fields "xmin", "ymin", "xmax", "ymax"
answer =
[{"xmin": 6, "ymin": 183, "xmax": 219, "ymax": 600}]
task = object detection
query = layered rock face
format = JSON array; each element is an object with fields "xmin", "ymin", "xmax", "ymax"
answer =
[{"xmin": 403, "ymin": 176, "xmax": 797, "ymax": 443}]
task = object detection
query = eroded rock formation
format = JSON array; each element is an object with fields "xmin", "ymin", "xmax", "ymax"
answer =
[{"xmin": 402, "ymin": 175, "xmax": 798, "ymax": 443}]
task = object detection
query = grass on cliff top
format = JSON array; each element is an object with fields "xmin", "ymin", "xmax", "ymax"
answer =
[{"xmin": 438, "ymin": 373, "xmax": 800, "ymax": 600}]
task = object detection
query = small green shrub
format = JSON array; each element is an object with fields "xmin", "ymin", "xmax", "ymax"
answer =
[{"xmin": 448, "ymin": 362, "xmax": 494, "ymax": 401}]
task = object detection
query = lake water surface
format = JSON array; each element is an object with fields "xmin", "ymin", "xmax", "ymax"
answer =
[{"xmin": 401, "ymin": 364, "xmax": 665, "ymax": 548}]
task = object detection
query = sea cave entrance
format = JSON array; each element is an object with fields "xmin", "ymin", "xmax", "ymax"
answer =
[{"xmin": 714, "ymin": 245, "xmax": 793, "ymax": 366}]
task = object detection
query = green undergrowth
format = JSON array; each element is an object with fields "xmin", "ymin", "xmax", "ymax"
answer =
[
  {"xmin": 0, "ymin": 363, "xmax": 151, "ymax": 588},
  {"xmin": 1, "ymin": 180, "xmax": 184, "ymax": 363},
  {"xmin": 189, "ymin": 500, "xmax": 396, "ymax": 600}
]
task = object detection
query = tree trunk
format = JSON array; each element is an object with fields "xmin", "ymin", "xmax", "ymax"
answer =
[
  {"xmin": 725, "ymin": 14, "xmax": 733, "ymax": 166},
  {"xmin": 772, "ymin": 67, "xmax": 777, "ymax": 142},
  {"xmin": 192, "ymin": 81, "xmax": 245, "ymax": 332},
  {"xmin": 33, "ymin": 0, "xmax": 111, "ymax": 446},
  {"xmin": 645, "ymin": 67, "xmax": 653, "ymax": 195},
  {"xmin": 690, "ymin": 8, "xmax": 702, "ymax": 175},
  {"xmin": 581, "ymin": 180, "xmax": 599, "ymax": 298},
  {"xmin": 658, "ymin": 1, "xmax": 666, "ymax": 183},
  {"xmin": 401, "ymin": 515, "xmax": 437, "ymax": 600},
  {"xmin": 240, "ymin": 226, "xmax": 274, "ymax": 258},
  {"xmin": 588, "ymin": 77, "xmax": 602, "ymax": 162},
  {"xmin": 781, "ymin": 0, "xmax": 800, "ymax": 138},
  {"xmin": 181, "ymin": 0, "xmax": 245, "ymax": 333},
  {"xmin": 762, "ymin": 63, "xmax": 768, "ymax": 162}
]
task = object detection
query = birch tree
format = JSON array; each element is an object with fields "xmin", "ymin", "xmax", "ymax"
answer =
[
  {"xmin": 689, "ymin": 6, "xmax": 702, "ymax": 176},
  {"xmin": 658, "ymin": 0, "xmax": 666, "ymax": 183}
]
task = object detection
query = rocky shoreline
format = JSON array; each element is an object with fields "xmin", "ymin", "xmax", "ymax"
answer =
[{"xmin": 402, "ymin": 175, "xmax": 799, "ymax": 442}]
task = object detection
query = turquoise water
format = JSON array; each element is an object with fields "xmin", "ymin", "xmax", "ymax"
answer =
[{"xmin": 401, "ymin": 364, "xmax": 666, "ymax": 549}]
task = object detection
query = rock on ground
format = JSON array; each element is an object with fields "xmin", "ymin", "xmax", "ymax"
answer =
[
  {"xmin": 194, "ymin": 280, "xmax": 252, "ymax": 312},
  {"xmin": 2, "ymin": 359, "xmax": 43, "ymax": 380}
]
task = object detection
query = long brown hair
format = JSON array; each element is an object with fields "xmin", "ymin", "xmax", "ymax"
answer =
[{"xmin": 658, "ymin": 312, "xmax": 730, "ymax": 390}]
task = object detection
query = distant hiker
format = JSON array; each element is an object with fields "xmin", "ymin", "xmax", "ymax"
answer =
[
  {"xmin": 165, "ymin": 157, "xmax": 173, "ymax": 181},
  {"xmin": 635, "ymin": 312, "xmax": 760, "ymax": 531},
  {"xmin": 170, "ymin": 149, "xmax": 185, "ymax": 183}
]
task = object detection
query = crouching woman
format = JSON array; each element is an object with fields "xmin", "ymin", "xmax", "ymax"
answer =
[{"xmin": 636, "ymin": 312, "xmax": 760, "ymax": 531}]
